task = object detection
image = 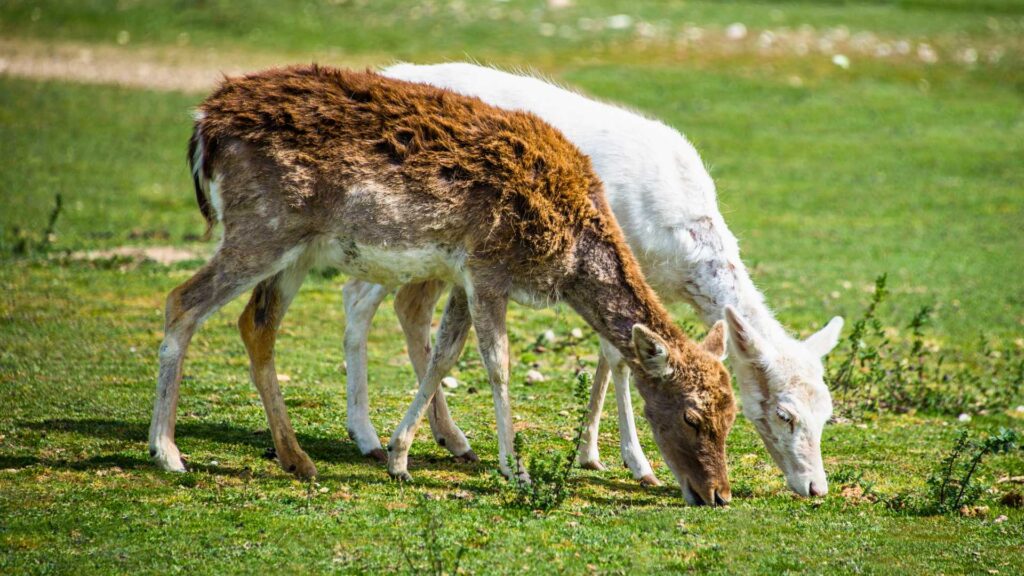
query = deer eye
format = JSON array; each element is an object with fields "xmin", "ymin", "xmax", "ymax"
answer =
[
  {"xmin": 776, "ymin": 407, "xmax": 793, "ymax": 423},
  {"xmin": 683, "ymin": 413, "xmax": 701, "ymax": 430}
]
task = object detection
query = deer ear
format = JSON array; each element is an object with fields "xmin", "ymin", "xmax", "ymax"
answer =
[
  {"xmin": 631, "ymin": 324, "xmax": 673, "ymax": 378},
  {"xmin": 804, "ymin": 316, "xmax": 844, "ymax": 357},
  {"xmin": 700, "ymin": 320, "xmax": 728, "ymax": 360},
  {"xmin": 724, "ymin": 306, "xmax": 772, "ymax": 363}
]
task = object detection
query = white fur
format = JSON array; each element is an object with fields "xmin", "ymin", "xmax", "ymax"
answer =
[{"xmin": 378, "ymin": 62, "xmax": 843, "ymax": 495}]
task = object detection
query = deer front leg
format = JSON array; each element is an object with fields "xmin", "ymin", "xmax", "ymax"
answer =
[
  {"xmin": 394, "ymin": 281, "xmax": 476, "ymax": 461},
  {"xmin": 578, "ymin": 352, "xmax": 611, "ymax": 471},
  {"xmin": 387, "ymin": 286, "xmax": 472, "ymax": 481},
  {"xmin": 468, "ymin": 289, "xmax": 527, "ymax": 482},
  {"xmin": 342, "ymin": 279, "xmax": 389, "ymax": 461},
  {"xmin": 600, "ymin": 340, "xmax": 658, "ymax": 486},
  {"xmin": 239, "ymin": 264, "xmax": 316, "ymax": 479}
]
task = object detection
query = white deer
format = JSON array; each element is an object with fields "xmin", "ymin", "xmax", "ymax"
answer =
[{"xmin": 340, "ymin": 63, "xmax": 843, "ymax": 496}]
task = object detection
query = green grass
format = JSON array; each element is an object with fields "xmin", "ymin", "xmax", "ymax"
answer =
[{"xmin": 2, "ymin": 1, "xmax": 1024, "ymax": 573}]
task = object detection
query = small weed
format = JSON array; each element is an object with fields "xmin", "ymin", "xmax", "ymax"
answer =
[
  {"xmin": 395, "ymin": 496, "xmax": 487, "ymax": 575},
  {"xmin": 497, "ymin": 371, "xmax": 591, "ymax": 512},
  {"xmin": 2, "ymin": 193, "xmax": 62, "ymax": 257},
  {"xmin": 829, "ymin": 274, "xmax": 1024, "ymax": 415},
  {"xmin": 926, "ymin": 428, "xmax": 1018, "ymax": 514},
  {"xmin": 887, "ymin": 428, "xmax": 1019, "ymax": 514}
]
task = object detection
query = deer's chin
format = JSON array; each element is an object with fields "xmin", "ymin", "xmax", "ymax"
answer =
[{"xmin": 681, "ymin": 478, "xmax": 704, "ymax": 506}]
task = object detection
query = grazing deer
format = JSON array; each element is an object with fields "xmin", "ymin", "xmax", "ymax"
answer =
[
  {"xmin": 340, "ymin": 63, "xmax": 843, "ymax": 496},
  {"xmin": 148, "ymin": 65, "xmax": 736, "ymax": 505}
]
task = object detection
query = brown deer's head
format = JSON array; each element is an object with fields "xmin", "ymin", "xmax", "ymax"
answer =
[{"xmin": 630, "ymin": 321, "xmax": 735, "ymax": 506}]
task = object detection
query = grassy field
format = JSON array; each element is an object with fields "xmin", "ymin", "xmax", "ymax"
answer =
[{"xmin": 2, "ymin": 1, "xmax": 1024, "ymax": 574}]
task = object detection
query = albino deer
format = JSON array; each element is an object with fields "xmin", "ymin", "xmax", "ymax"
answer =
[
  {"xmin": 341, "ymin": 63, "xmax": 844, "ymax": 496},
  {"xmin": 148, "ymin": 65, "xmax": 736, "ymax": 505}
]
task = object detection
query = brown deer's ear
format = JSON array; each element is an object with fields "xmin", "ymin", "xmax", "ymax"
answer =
[
  {"xmin": 631, "ymin": 324, "xmax": 673, "ymax": 378},
  {"xmin": 700, "ymin": 320, "xmax": 728, "ymax": 360}
]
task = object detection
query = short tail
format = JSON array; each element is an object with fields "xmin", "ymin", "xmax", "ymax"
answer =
[{"xmin": 187, "ymin": 125, "xmax": 216, "ymax": 240}]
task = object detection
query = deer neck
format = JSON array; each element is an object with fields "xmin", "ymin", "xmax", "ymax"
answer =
[{"xmin": 562, "ymin": 228, "xmax": 691, "ymax": 382}]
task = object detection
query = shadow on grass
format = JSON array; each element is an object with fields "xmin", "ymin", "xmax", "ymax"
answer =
[
  {"xmin": 21, "ymin": 417, "xmax": 361, "ymax": 461},
  {"xmin": 7, "ymin": 418, "xmax": 502, "ymax": 494},
  {"xmin": 574, "ymin": 473, "xmax": 673, "ymax": 506},
  {"xmin": 7, "ymin": 419, "xmax": 678, "ymax": 506}
]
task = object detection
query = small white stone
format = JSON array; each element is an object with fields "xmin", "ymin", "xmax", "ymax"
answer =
[
  {"xmin": 541, "ymin": 330, "xmax": 556, "ymax": 344},
  {"xmin": 958, "ymin": 413, "xmax": 971, "ymax": 423},
  {"xmin": 994, "ymin": 514, "xmax": 1008, "ymax": 524},
  {"xmin": 832, "ymin": 54, "xmax": 851, "ymax": 69},
  {"xmin": 525, "ymin": 369, "xmax": 545, "ymax": 384},
  {"xmin": 1015, "ymin": 405, "xmax": 1024, "ymax": 413},
  {"xmin": 209, "ymin": 460, "xmax": 219, "ymax": 466},
  {"xmin": 277, "ymin": 374, "xmax": 291, "ymax": 382},
  {"xmin": 442, "ymin": 376, "xmax": 459, "ymax": 389},
  {"xmin": 725, "ymin": 22, "xmax": 747, "ymax": 40},
  {"xmin": 607, "ymin": 14, "xmax": 633, "ymax": 30},
  {"xmin": 570, "ymin": 328, "xmax": 584, "ymax": 339},
  {"xmin": 917, "ymin": 43, "xmax": 938, "ymax": 64},
  {"xmin": 547, "ymin": 0, "xmax": 573, "ymax": 8}
]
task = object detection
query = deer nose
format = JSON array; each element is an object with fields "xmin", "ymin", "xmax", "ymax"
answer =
[
  {"xmin": 713, "ymin": 490, "xmax": 730, "ymax": 506},
  {"xmin": 808, "ymin": 481, "xmax": 827, "ymax": 497}
]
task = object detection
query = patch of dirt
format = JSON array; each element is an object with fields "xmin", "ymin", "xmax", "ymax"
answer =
[
  {"xmin": 68, "ymin": 246, "xmax": 203, "ymax": 265},
  {"xmin": 0, "ymin": 37, "xmax": 382, "ymax": 93},
  {"xmin": 840, "ymin": 483, "xmax": 878, "ymax": 504}
]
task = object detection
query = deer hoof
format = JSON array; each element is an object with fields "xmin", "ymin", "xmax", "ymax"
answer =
[
  {"xmin": 389, "ymin": 470, "xmax": 413, "ymax": 483},
  {"xmin": 639, "ymin": 474, "xmax": 662, "ymax": 488}
]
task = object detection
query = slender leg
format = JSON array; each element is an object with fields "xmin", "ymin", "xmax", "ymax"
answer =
[
  {"xmin": 238, "ymin": 262, "xmax": 316, "ymax": 478},
  {"xmin": 467, "ymin": 288, "xmax": 526, "ymax": 481},
  {"xmin": 600, "ymin": 341, "xmax": 658, "ymax": 486},
  {"xmin": 342, "ymin": 279, "xmax": 389, "ymax": 460},
  {"xmin": 148, "ymin": 251, "xmax": 278, "ymax": 472},
  {"xmin": 394, "ymin": 281, "xmax": 475, "ymax": 461},
  {"xmin": 387, "ymin": 286, "xmax": 472, "ymax": 481},
  {"xmin": 578, "ymin": 351, "xmax": 611, "ymax": 471}
]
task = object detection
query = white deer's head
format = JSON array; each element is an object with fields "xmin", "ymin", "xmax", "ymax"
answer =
[{"xmin": 723, "ymin": 306, "xmax": 843, "ymax": 497}]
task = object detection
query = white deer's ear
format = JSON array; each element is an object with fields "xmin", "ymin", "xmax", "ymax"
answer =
[
  {"xmin": 700, "ymin": 320, "xmax": 728, "ymax": 361},
  {"xmin": 724, "ymin": 306, "xmax": 772, "ymax": 363},
  {"xmin": 804, "ymin": 316, "xmax": 844, "ymax": 357},
  {"xmin": 631, "ymin": 324, "xmax": 673, "ymax": 378}
]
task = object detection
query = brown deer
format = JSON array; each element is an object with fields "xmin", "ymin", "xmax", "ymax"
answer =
[{"xmin": 148, "ymin": 65, "xmax": 736, "ymax": 505}]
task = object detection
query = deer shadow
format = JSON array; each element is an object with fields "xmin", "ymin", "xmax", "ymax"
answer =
[{"xmin": 5, "ymin": 418, "xmax": 500, "ymax": 495}]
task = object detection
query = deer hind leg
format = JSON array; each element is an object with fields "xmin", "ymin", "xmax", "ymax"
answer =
[
  {"xmin": 149, "ymin": 250, "xmax": 280, "ymax": 472},
  {"xmin": 342, "ymin": 279, "xmax": 390, "ymax": 461},
  {"xmin": 394, "ymin": 281, "xmax": 475, "ymax": 462},
  {"xmin": 239, "ymin": 261, "xmax": 316, "ymax": 479},
  {"xmin": 578, "ymin": 350, "xmax": 611, "ymax": 471},
  {"xmin": 387, "ymin": 286, "xmax": 472, "ymax": 481}
]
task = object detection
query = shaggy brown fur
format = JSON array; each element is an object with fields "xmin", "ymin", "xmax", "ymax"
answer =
[
  {"xmin": 155, "ymin": 65, "xmax": 735, "ymax": 501},
  {"xmin": 196, "ymin": 65, "xmax": 603, "ymax": 266}
]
